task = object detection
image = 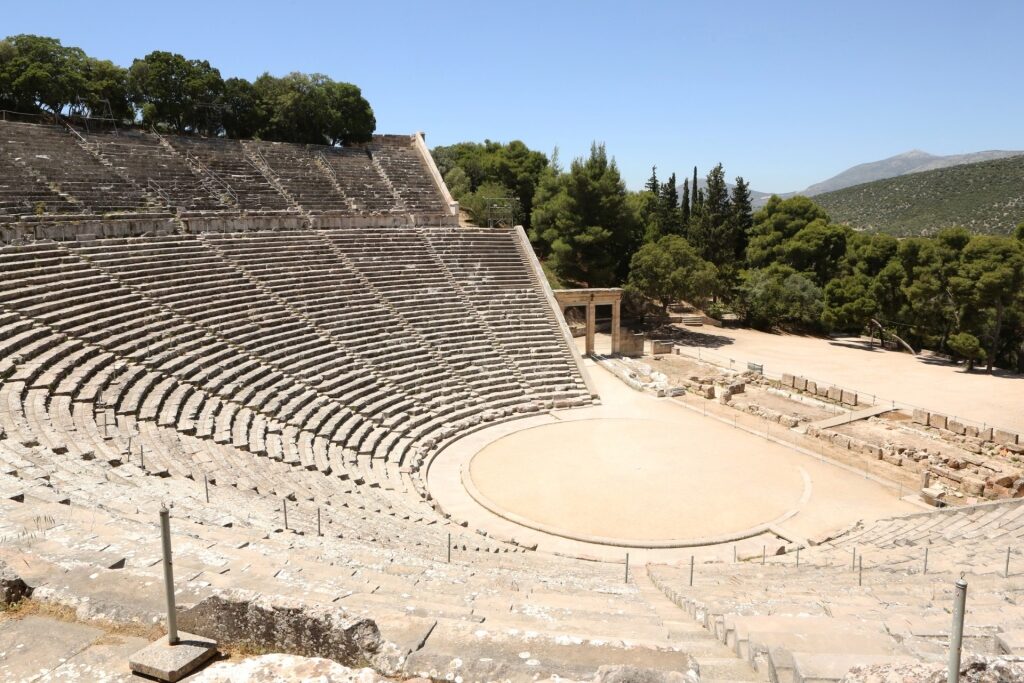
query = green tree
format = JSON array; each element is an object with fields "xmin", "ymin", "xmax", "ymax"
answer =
[
  {"xmin": 252, "ymin": 72, "xmax": 374, "ymax": 145},
  {"xmin": 739, "ymin": 264, "xmax": 823, "ymax": 331},
  {"xmin": 530, "ymin": 143, "xmax": 640, "ymax": 286},
  {"xmin": 688, "ymin": 163, "xmax": 732, "ymax": 267},
  {"xmin": 80, "ymin": 57, "xmax": 133, "ymax": 121},
  {"xmin": 220, "ymin": 77, "xmax": 264, "ymax": 139},
  {"xmin": 627, "ymin": 235, "xmax": 718, "ymax": 312},
  {"xmin": 0, "ymin": 34, "xmax": 88, "ymax": 117},
  {"xmin": 431, "ymin": 140, "xmax": 547, "ymax": 229},
  {"xmin": 947, "ymin": 332, "xmax": 985, "ymax": 371},
  {"xmin": 746, "ymin": 195, "xmax": 831, "ymax": 269},
  {"xmin": 952, "ymin": 235, "xmax": 1024, "ymax": 372},
  {"xmin": 129, "ymin": 50, "xmax": 224, "ymax": 133},
  {"xmin": 645, "ymin": 166, "xmax": 660, "ymax": 195},
  {"xmin": 729, "ymin": 177, "xmax": 754, "ymax": 261},
  {"xmin": 680, "ymin": 177, "xmax": 690, "ymax": 226}
]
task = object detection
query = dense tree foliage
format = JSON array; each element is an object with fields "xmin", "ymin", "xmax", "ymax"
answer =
[
  {"xmin": 431, "ymin": 140, "xmax": 548, "ymax": 229},
  {"xmin": 627, "ymin": 235, "xmax": 717, "ymax": 312},
  {"xmin": 0, "ymin": 34, "xmax": 375, "ymax": 144},
  {"xmin": 530, "ymin": 143, "xmax": 640, "ymax": 286}
]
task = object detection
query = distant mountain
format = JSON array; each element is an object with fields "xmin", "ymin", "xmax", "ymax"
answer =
[
  {"xmin": 812, "ymin": 155, "xmax": 1024, "ymax": 236},
  {"xmin": 803, "ymin": 150, "xmax": 1024, "ymax": 196}
]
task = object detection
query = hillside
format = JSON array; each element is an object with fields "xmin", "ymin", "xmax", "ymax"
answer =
[
  {"xmin": 804, "ymin": 149, "xmax": 1024, "ymax": 195},
  {"xmin": 813, "ymin": 154, "xmax": 1024, "ymax": 235}
]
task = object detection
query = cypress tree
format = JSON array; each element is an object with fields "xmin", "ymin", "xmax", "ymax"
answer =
[
  {"xmin": 691, "ymin": 166, "xmax": 699, "ymax": 208},
  {"xmin": 681, "ymin": 177, "xmax": 690, "ymax": 226}
]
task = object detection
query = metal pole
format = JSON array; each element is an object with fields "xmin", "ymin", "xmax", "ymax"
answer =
[
  {"xmin": 948, "ymin": 578, "xmax": 968, "ymax": 683},
  {"xmin": 796, "ymin": 547, "xmax": 800, "ymax": 568},
  {"xmin": 624, "ymin": 553, "xmax": 630, "ymax": 583},
  {"xmin": 762, "ymin": 545, "xmax": 766, "ymax": 565},
  {"xmin": 924, "ymin": 546, "xmax": 929, "ymax": 575},
  {"xmin": 447, "ymin": 533, "xmax": 451, "ymax": 563},
  {"xmin": 733, "ymin": 545, "xmax": 737, "ymax": 563},
  {"xmin": 317, "ymin": 507, "xmax": 322, "ymax": 536},
  {"xmin": 204, "ymin": 475, "xmax": 209, "ymax": 503},
  {"xmin": 1007, "ymin": 547, "xmax": 1012, "ymax": 579},
  {"xmin": 858, "ymin": 556, "xmax": 863, "ymax": 586},
  {"xmin": 689, "ymin": 555, "xmax": 694, "ymax": 586},
  {"xmin": 852, "ymin": 547, "xmax": 856, "ymax": 571},
  {"xmin": 282, "ymin": 498, "xmax": 288, "ymax": 530},
  {"xmin": 140, "ymin": 446, "xmax": 145, "ymax": 471},
  {"xmin": 159, "ymin": 506, "xmax": 179, "ymax": 645}
]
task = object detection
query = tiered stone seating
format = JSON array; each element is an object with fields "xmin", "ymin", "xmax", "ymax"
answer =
[
  {"xmin": 166, "ymin": 136, "xmax": 294, "ymax": 213},
  {"xmin": 0, "ymin": 122, "xmax": 455, "ymax": 224},
  {"xmin": 0, "ymin": 150, "xmax": 77, "ymax": 218},
  {"xmin": 0, "ymin": 121, "xmax": 155, "ymax": 215},
  {"xmin": 648, "ymin": 500, "xmax": 1024, "ymax": 682},
  {"xmin": 318, "ymin": 146, "xmax": 404, "ymax": 214},
  {"xmin": 248, "ymin": 141, "xmax": 353, "ymax": 213},
  {"xmin": 371, "ymin": 135, "xmax": 449, "ymax": 215},
  {"xmin": 426, "ymin": 227, "xmax": 591, "ymax": 404},
  {"xmin": 85, "ymin": 129, "xmax": 228, "ymax": 213}
]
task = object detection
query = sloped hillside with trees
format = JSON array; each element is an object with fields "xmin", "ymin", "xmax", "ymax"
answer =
[{"xmin": 813, "ymin": 155, "xmax": 1024, "ymax": 236}]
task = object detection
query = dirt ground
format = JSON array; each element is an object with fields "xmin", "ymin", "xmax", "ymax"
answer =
[{"xmin": 669, "ymin": 327, "xmax": 1024, "ymax": 433}]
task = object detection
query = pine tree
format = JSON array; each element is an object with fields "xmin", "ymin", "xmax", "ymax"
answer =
[
  {"xmin": 689, "ymin": 164, "xmax": 731, "ymax": 266},
  {"xmin": 645, "ymin": 166, "xmax": 660, "ymax": 195},
  {"xmin": 681, "ymin": 177, "xmax": 690, "ymax": 226},
  {"xmin": 659, "ymin": 172, "xmax": 681, "ymax": 235},
  {"xmin": 729, "ymin": 176, "xmax": 754, "ymax": 261}
]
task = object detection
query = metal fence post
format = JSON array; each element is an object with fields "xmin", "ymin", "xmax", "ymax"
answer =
[
  {"xmin": 948, "ymin": 578, "xmax": 968, "ymax": 683},
  {"xmin": 852, "ymin": 547, "xmax": 856, "ymax": 571},
  {"xmin": 625, "ymin": 553, "xmax": 630, "ymax": 583},
  {"xmin": 447, "ymin": 533, "xmax": 451, "ymax": 563},
  {"xmin": 858, "ymin": 555, "xmax": 863, "ymax": 586},
  {"xmin": 796, "ymin": 547, "xmax": 800, "ymax": 568},
  {"xmin": 204, "ymin": 475, "xmax": 209, "ymax": 503},
  {"xmin": 1007, "ymin": 547, "xmax": 1012, "ymax": 579},
  {"xmin": 762, "ymin": 545, "xmax": 766, "ymax": 565},
  {"xmin": 924, "ymin": 546, "xmax": 929, "ymax": 575},
  {"xmin": 689, "ymin": 555, "xmax": 694, "ymax": 586},
  {"xmin": 159, "ymin": 506, "xmax": 179, "ymax": 645},
  {"xmin": 282, "ymin": 498, "xmax": 288, "ymax": 530},
  {"xmin": 317, "ymin": 507, "xmax": 322, "ymax": 536}
]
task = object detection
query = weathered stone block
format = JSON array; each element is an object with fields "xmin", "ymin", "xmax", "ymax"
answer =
[
  {"xmin": 794, "ymin": 377, "xmax": 807, "ymax": 391},
  {"xmin": 831, "ymin": 434, "xmax": 851, "ymax": 449},
  {"xmin": 928, "ymin": 413, "xmax": 948, "ymax": 430},
  {"xmin": 946, "ymin": 419, "xmax": 966, "ymax": 435},
  {"xmin": 962, "ymin": 477, "xmax": 985, "ymax": 496},
  {"xmin": 977, "ymin": 427, "xmax": 993, "ymax": 442},
  {"xmin": 912, "ymin": 409, "xmax": 930, "ymax": 425},
  {"xmin": 994, "ymin": 429, "xmax": 1019, "ymax": 446},
  {"xmin": 841, "ymin": 390, "xmax": 858, "ymax": 406},
  {"xmin": 806, "ymin": 380, "xmax": 817, "ymax": 395},
  {"xmin": 781, "ymin": 373, "xmax": 795, "ymax": 388},
  {"xmin": 964, "ymin": 425, "xmax": 979, "ymax": 438},
  {"xmin": 827, "ymin": 386, "xmax": 841, "ymax": 401},
  {"xmin": 179, "ymin": 591, "xmax": 390, "ymax": 671},
  {"xmin": 0, "ymin": 560, "xmax": 31, "ymax": 607},
  {"xmin": 815, "ymin": 383, "xmax": 829, "ymax": 397}
]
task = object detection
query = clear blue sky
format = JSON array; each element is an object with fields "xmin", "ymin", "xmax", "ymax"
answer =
[{"xmin": 6, "ymin": 1, "xmax": 1023, "ymax": 193}]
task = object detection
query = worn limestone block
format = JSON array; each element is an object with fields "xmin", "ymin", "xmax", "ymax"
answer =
[
  {"xmin": 178, "ymin": 591, "xmax": 389, "ymax": 670},
  {"xmin": 0, "ymin": 559, "xmax": 31, "ymax": 607},
  {"xmin": 947, "ymin": 419, "xmax": 967, "ymax": 435},
  {"xmin": 977, "ymin": 427, "xmax": 993, "ymax": 442},
  {"xmin": 129, "ymin": 633, "xmax": 218, "ymax": 682},
  {"xmin": 815, "ymin": 383, "xmax": 829, "ymax": 397},
  {"xmin": 965, "ymin": 425, "xmax": 979, "ymax": 438},
  {"xmin": 806, "ymin": 380, "xmax": 817, "ymax": 395},
  {"xmin": 831, "ymin": 434, "xmax": 851, "ymax": 449},
  {"xmin": 841, "ymin": 390, "xmax": 858, "ymax": 406},
  {"xmin": 962, "ymin": 477, "xmax": 986, "ymax": 496},
  {"xmin": 188, "ymin": 654, "xmax": 386, "ymax": 683},
  {"xmin": 781, "ymin": 373, "xmax": 795, "ymax": 388},
  {"xmin": 928, "ymin": 413, "xmax": 948, "ymax": 430},
  {"xmin": 912, "ymin": 408, "xmax": 930, "ymax": 425},
  {"xmin": 594, "ymin": 663, "xmax": 700, "ymax": 683},
  {"xmin": 994, "ymin": 429, "xmax": 1019, "ymax": 446},
  {"xmin": 827, "ymin": 386, "xmax": 842, "ymax": 402},
  {"xmin": 794, "ymin": 377, "xmax": 807, "ymax": 391}
]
